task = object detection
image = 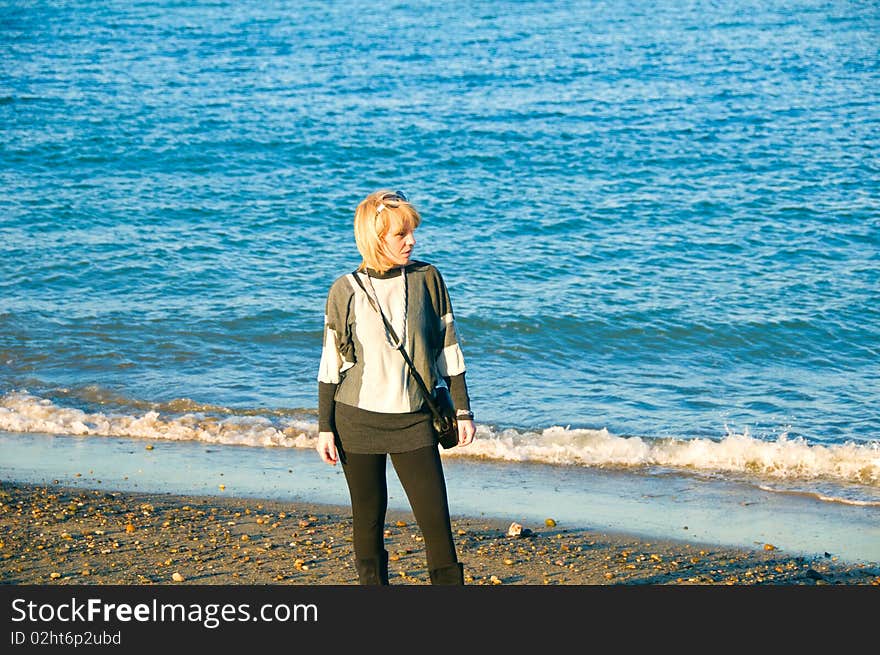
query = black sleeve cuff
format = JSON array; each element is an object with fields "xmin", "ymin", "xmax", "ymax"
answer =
[
  {"xmin": 318, "ymin": 382, "xmax": 338, "ymax": 433},
  {"xmin": 446, "ymin": 373, "xmax": 471, "ymax": 416}
]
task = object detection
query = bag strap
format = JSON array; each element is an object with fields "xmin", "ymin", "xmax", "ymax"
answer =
[{"xmin": 350, "ymin": 270, "xmax": 445, "ymax": 422}]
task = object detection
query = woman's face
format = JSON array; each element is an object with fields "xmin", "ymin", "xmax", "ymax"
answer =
[{"xmin": 382, "ymin": 223, "xmax": 416, "ymax": 267}]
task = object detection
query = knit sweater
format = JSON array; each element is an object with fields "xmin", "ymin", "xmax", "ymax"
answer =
[{"xmin": 317, "ymin": 260, "xmax": 470, "ymax": 433}]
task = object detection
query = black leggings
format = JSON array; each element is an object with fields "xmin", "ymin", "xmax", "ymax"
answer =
[{"xmin": 341, "ymin": 445, "xmax": 457, "ymax": 570}]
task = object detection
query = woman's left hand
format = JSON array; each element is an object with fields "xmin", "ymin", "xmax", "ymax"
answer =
[{"xmin": 457, "ymin": 419, "xmax": 476, "ymax": 447}]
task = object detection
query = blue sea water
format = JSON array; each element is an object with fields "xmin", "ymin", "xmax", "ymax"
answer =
[{"xmin": 1, "ymin": 1, "xmax": 879, "ymax": 560}]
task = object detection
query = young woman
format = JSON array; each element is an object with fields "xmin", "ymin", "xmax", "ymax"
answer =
[{"xmin": 316, "ymin": 189, "xmax": 476, "ymax": 585}]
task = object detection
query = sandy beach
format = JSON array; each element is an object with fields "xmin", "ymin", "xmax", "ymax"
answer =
[{"xmin": 1, "ymin": 480, "xmax": 877, "ymax": 586}]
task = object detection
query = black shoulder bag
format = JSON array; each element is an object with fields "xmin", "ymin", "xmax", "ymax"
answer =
[{"xmin": 351, "ymin": 270, "xmax": 459, "ymax": 449}]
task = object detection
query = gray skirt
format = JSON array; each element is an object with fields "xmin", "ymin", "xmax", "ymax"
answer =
[{"xmin": 334, "ymin": 401, "xmax": 436, "ymax": 455}]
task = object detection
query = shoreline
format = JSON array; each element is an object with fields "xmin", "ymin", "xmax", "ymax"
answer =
[
  {"xmin": 5, "ymin": 430, "xmax": 879, "ymax": 564},
  {"xmin": 2, "ymin": 481, "xmax": 877, "ymax": 586}
]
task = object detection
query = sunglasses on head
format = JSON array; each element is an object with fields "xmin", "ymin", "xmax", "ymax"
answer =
[{"xmin": 375, "ymin": 190, "xmax": 408, "ymax": 216}]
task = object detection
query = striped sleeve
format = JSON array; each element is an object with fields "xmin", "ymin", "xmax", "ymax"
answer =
[
  {"xmin": 428, "ymin": 266, "xmax": 466, "ymax": 378},
  {"xmin": 317, "ymin": 277, "xmax": 355, "ymax": 433},
  {"xmin": 317, "ymin": 277, "xmax": 355, "ymax": 384}
]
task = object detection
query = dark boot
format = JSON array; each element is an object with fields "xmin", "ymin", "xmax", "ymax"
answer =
[
  {"xmin": 429, "ymin": 562, "xmax": 464, "ymax": 585},
  {"xmin": 355, "ymin": 550, "xmax": 389, "ymax": 585}
]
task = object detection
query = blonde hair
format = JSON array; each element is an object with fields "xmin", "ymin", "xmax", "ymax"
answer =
[{"xmin": 354, "ymin": 189, "xmax": 421, "ymax": 274}]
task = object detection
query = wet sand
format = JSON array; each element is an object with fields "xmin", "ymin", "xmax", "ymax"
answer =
[{"xmin": 1, "ymin": 480, "xmax": 878, "ymax": 586}]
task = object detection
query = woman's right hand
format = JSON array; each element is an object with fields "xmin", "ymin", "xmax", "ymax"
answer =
[{"xmin": 316, "ymin": 431, "xmax": 338, "ymax": 466}]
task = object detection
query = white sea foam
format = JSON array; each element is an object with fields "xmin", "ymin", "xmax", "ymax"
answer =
[
  {"xmin": 0, "ymin": 390, "xmax": 312, "ymax": 449},
  {"xmin": 2, "ymin": 390, "xmax": 878, "ymax": 489},
  {"xmin": 449, "ymin": 423, "xmax": 880, "ymax": 487}
]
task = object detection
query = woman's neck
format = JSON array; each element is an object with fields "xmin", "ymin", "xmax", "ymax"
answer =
[{"xmin": 365, "ymin": 263, "xmax": 407, "ymax": 278}]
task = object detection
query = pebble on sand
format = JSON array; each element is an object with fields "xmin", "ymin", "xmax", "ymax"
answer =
[{"xmin": 172, "ymin": 572, "xmax": 184, "ymax": 582}]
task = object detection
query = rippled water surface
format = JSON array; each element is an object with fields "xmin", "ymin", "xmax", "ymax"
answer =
[{"xmin": 2, "ymin": 2, "xmax": 879, "ymax": 502}]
